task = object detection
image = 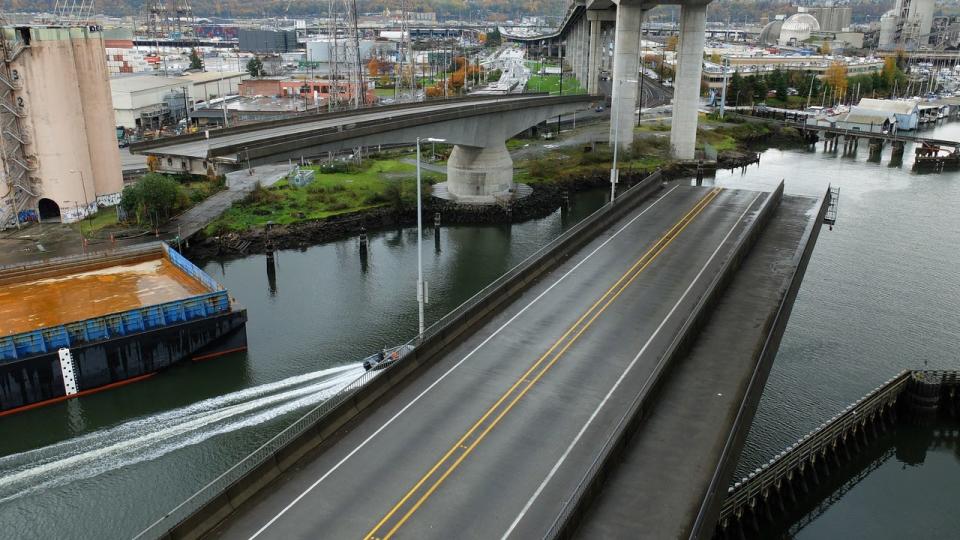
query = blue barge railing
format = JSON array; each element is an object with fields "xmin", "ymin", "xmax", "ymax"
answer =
[
  {"xmin": 0, "ymin": 291, "xmax": 231, "ymax": 362},
  {"xmin": 1, "ymin": 242, "xmax": 230, "ymax": 363}
]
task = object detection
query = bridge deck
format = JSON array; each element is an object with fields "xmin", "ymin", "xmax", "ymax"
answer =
[
  {"xmin": 143, "ymin": 96, "xmax": 543, "ymax": 160},
  {"xmin": 210, "ymin": 185, "xmax": 769, "ymax": 539},
  {"xmin": 573, "ymin": 194, "xmax": 824, "ymax": 539}
]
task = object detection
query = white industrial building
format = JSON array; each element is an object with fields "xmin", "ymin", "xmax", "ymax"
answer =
[
  {"xmin": 836, "ymin": 107, "xmax": 898, "ymax": 134},
  {"xmin": 110, "ymin": 75, "xmax": 186, "ymax": 129},
  {"xmin": 858, "ymin": 98, "xmax": 920, "ymax": 131},
  {"xmin": 178, "ymin": 71, "xmax": 245, "ymax": 104},
  {"xmin": 110, "ymin": 71, "xmax": 245, "ymax": 130}
]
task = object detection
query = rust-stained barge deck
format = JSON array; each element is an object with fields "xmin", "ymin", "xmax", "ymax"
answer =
[{"xmin": 0, "ymin": 242, "xmax": 247, "ymax": 414}]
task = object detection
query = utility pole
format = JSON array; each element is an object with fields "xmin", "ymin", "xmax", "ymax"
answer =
[{"xmin": 719, "ymin": 57, "xmax": 729, "ymax": 119}]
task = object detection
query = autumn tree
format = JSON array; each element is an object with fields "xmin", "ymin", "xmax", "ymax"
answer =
[
  {"xmin": 449, "ymin": 69, "xmax": 465, "ymax": 91},
  {"xmin": 367, "ymin": 57, "xmax": 381, "ymax": 77},
  {"xmin": 882, "ymin": 57, "xmax": 899, "ymax": 89},
  {"xmin": 825, "ymin": 61, "xmax": 848, "ymax": 98},
  {"xmin": 666, "ymin": 35, "xmax": 679, "ymax": 52}
]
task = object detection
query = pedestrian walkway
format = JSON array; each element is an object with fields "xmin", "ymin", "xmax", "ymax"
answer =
[{"xmin": 162, "ymin": 163, "xmax": 294, "ymax": 239}]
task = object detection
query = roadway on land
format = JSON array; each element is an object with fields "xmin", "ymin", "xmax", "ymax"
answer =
[
  {"xmin": 211, "ymin": 184, "xmax": 766, "ymax": 540},
  {"xmin": 141, "ymin": 96, "xmax": 569, "ymax": 160}
]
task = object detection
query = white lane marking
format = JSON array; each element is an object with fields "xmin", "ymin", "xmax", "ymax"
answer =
[
  {"xmin": 247, "ymin": 186, "xmax": 682, "ymax": 539},
  {"xmin": 501, "ymin": 192, "xmax": 763, "ymax": 539}
]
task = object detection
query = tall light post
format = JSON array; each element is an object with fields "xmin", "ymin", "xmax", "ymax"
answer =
[
  {"xmin": 415, "ymin": 136, "xmax": 445, "ymax": 336},
  {"xmin": 611, "ymin": 78, "xmax": 638, "ymax": 203}
]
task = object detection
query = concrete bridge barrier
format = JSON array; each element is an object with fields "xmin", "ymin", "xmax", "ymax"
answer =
[{"xmin": 542, "ymin": 181, "xmax": 786, "ymax": 540}]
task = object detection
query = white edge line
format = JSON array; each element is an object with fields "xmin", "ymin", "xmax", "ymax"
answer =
[
  {"xmin": 501, "ymin": 192, "xmax": 763, "ymax": 540},
  {"xmin": 246, "ymin": 186, "xmax": 682, "ymax": 540}
]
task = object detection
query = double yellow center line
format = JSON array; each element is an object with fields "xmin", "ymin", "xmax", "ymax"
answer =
[{"xmin": 363, "ymin": 188, "xmax": 722, "ymax": 540}]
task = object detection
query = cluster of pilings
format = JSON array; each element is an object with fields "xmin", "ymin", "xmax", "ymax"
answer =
[
  {"xmin": 714, "ymin": 370, "xmax": 960, "ymax": 539},
  {"xmin": 812, "ymin": 132, "xmax": 907, "ymax": 164}
]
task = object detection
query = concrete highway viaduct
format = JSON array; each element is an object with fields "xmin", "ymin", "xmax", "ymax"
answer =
[
  {"xmin": 509, "ymin": 0, "xmax": 713, "ymax": 160},
  {"xmin": 131, "ymin": 95, "xmax": 595, "ymax": 203}
]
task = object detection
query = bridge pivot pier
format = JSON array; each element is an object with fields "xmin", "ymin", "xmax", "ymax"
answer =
[{"xmin": 446, "ymin": 142, "xmax": 513, "ymax": 198}]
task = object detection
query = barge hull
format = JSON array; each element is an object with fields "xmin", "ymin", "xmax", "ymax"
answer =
[{"xmin": 0, "ymin": 308, "xmax": 247, "ymax": 413}]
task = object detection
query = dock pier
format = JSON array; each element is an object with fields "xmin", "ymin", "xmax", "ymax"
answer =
[{"xmin": 714, "ymin": 370, "xmax": 960, "ymax": 539}]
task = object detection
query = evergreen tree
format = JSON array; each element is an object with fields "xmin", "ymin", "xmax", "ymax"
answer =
[
  {"xmin": 246, "ymin": 56, "xmax": 264, "ymax": 78},
  {"xmin": 729, "ymin": 70, "xmax": 743, "ymax": 106},
  {"xmin": 189, "ymin": 48, "xmax": 203, "ymax": 70}
]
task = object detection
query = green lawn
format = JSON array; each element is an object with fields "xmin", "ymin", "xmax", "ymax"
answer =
[
  {"xmin": 73, "ymin": 209, "xmax": 119, "ymax": 238},
  {"xmin": 208, "ymin": 159, "xmax": 443, "ymax": 233},
  {"xmin": 525, "ymin": 74, "xmax": 583, "ymax": 95}
]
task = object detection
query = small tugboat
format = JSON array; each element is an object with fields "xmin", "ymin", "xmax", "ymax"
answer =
[{"xmin": 363, "ymin": 344, "xmax": 415, "ymax": 371}]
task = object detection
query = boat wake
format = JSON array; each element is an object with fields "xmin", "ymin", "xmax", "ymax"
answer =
[{"xmin": 0, "ymin": 363, "xmax": 365, "ymax": 504}]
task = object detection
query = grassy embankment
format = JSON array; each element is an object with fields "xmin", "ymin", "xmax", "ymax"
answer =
[
  {"xmin": 514, "ymin": 136, "xmax": 671, "ymax": 186},
  {"xmin": 206, "ymin": 115, "xmax": 794, "ymax": 234},
  {"xmin": 207, "ymin": 159, "xmax": 442, "ymax": 233}
]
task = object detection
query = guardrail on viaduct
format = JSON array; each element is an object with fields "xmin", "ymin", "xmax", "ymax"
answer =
[
  {"xmin": 135, "ymin": 170, "xmax": 665, "ymax": 540},
  {"xmin": 715, "ymin": 370, "xmax": 960, "ymax": 539}
]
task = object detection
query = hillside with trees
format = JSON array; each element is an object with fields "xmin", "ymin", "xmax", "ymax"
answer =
[{"xmin": 3, "ymin": 0, "xmax": 566, "ymax": 21}]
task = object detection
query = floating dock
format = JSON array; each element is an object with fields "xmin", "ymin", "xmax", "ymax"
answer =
[{"xmin": 0, "ymin": 242, "xmax": 247, "ymax": 414}]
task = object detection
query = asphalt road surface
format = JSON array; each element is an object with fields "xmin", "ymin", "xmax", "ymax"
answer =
[{"xmin": 211, "ymin": 184, "xmax": 766, "ymax": 540}]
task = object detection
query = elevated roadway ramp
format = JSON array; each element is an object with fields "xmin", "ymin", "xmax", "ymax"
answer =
[
  {"xmin": 131, "ymin": 95, "xmax": 596, "ymax": 202},
  {"xmin": 198, "ymin": 181, "xmax": 797, "ymax": 539}
]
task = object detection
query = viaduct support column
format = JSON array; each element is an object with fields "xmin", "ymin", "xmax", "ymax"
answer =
[
  {"xmin": 446, "ymin": 142, "xmax": 513, "ymax": 198},
  {"xmin": 587, "ymin": 17, "xmax": 601, "ymax": 94},
  {"xmin": 670, "ymin": 2, "xmax": 708, "ymax": 160},
  {"xmin": 610, "ymin": 3, "xmax": 643, "ymax": 151}
]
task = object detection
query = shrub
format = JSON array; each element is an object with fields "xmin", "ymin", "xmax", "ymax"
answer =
[
  {"xmin": 245, "ymin": 181, "xmax": 280, "ymax": 205},
  {"xmin": 120, "ymin": 173, "xmax": 182, "ymax": 225}
]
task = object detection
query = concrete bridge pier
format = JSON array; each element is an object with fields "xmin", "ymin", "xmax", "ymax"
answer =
[
  {"xmin": 446, "ymin": 142, "xmax": 513, "ymax": 199},
  {"xmin": 609, "ymin": 2, "xmax": 644, "ymax": 151},
  {"xmin": 669, "ymin": 2, "xmax": 709, "ymax": 159},
  {"xmin": 586, "ymin": 13, "xmax": 604, "ymax": 94}
]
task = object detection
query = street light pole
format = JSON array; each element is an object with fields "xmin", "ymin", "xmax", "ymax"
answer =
[
  {"xmin": 416, "ymin": 137, "xmax": 424, "ymax": 336},
  {"xmin": 415, "ymin": 136, "xmax": 445, "ymax": 337}
]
